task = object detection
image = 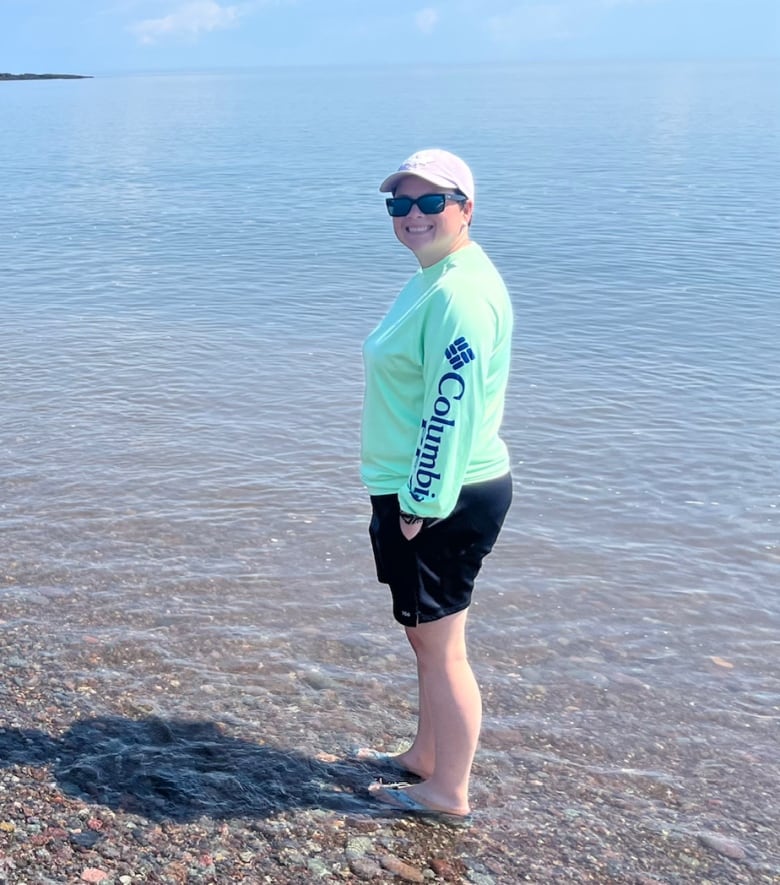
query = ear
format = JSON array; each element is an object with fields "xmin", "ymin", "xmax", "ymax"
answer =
[{"xmin": 462, "ymin": 199, "xmax": 474, "ymax": 226}]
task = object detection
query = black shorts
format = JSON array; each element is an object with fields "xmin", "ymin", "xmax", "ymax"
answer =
[{"xmin": 368, "ymin": 473, "xmax": 512, "ymax": 627}]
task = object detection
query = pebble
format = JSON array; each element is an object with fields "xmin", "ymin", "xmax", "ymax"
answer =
[
  {"xmin": 380, "ymin": 854, "xmax": 425, "ymax": 883},
  {"xmin": 430, "ymin": 858, "xmax": 462, "ymax": 880},
  {"xmin": 345, "ymin": 836, "xmax": 375, "ymax": 859},
  {"xmin": 302, "ymin": 670, "xmax": 337, "ymax": 690},
  {"xmin": 2, "ymin": 630, "xmax": 778, "ymax": 885},
  {"xmin": 80, "ymin": 869, "xmax": 109, "ymax": 883},
  {"xmin": 698, "ymin": 831, "xmax": 747, "ymax": 860},
  {"xmin": 466, "ymin": 871, "xmax": 497, "ymax": 885},
  {"xmin": 306, "ymin": 856, "xmax": 331, "ymax": 877},
  {"xmin": 70, "ymin": 831, "xmax": 102, "ymax": 850},
  {"xmin": 349, "ymin": 856, "xmax": 384, "ymax": 879}
]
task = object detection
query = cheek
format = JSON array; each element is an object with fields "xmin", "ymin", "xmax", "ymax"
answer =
[
  {"xmin": 443, "ymin": 214, "xmax": 462, "ymax": 236},
  {"xmin": 392, "ymin": 217, "xmax": 411, "ymax": 243}
]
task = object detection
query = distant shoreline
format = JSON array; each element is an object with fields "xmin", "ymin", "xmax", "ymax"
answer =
[{"xmin": 0, "ymin": 73, "xmax": 93, "ymax": 81}]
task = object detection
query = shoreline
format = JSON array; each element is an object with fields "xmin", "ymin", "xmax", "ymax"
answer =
[
  {"xmin": 1, "ymin": 615, "xmax": 776, "ymax": 884},
  {"xmin": 0, "ymin": 73, "xmax": 93, "ymax": 81}
]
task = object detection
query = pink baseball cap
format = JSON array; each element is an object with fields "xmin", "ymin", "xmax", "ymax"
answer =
[{"xmin": 379, "ymin": 149, "xmax": 475, "ymax": 202}]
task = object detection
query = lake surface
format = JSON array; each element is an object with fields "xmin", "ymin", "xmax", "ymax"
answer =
[{"xmin": 1, "ymin": 61, "xmax": 778, "ymax": 878}]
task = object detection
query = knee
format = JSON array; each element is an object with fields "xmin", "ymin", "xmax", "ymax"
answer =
[
  {"xmin": 408, "ymin": 633, "xmax": 468, "ymax": 668},
  {"xmin": 405, "ymin": 611, "xmax": 470, "ymax": 663}
]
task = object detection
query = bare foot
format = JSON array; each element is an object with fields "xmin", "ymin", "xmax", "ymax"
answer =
[
  {"xmin": 398, "ymin": 782, "xmax": 470, "ymax": 817},
  {"xmin": 370, "ymin": 781, "xmax": 471, "ymax": 820},
  {"xmin": 354, "ymin": 748, "xmax": 432, "ymax": 779},
  {"xmin": 392, "ymin": 751, "xmax": 434, "ymax": 780}
]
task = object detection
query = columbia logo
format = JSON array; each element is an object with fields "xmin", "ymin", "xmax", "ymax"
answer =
[{"xmin": 445, "ymin": 337, "xmax": 474, "ymax": 370}]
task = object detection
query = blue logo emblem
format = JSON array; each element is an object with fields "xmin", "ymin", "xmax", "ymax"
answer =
[{"xmin": 445, "ymin": 337, "xmax": 474, "ymax": 370}]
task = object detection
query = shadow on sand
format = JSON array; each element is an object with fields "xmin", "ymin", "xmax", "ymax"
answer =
[{"xmin": 0, "ymin": 715, "xmax": 379, "ymax": 822}]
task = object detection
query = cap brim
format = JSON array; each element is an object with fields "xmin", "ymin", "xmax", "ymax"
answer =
[{"xmin": 379, "ymin": 170, "xmax": 463, "ymax": 195}]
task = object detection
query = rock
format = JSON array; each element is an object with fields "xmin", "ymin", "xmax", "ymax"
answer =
[
  {"xmin": 306, "ymin": 856, "xmax": 331, "ymax": 877},
  {"xmin": 302, "ymin": 670, "xmax": 336, "ymax": 690},
  {"xmin": 80, "ymin": 869, "xmax": 109, "ymax": 883},
  {"xmin": 430, "ymin": 857, "xmax": 463, "ymax": 879},
  {"xmin": 380, "ymin": 854, "xmax": 425, "ymax": 882},
  {"xmin": 345, "ymin": 836, "xmax": 375, "ymax": 859},
  {"xmin": 70, "ymin": 831, "xmax": 102, "ymax": 850},
  {"xmin": 698, "ymin": 832, "xmax": 747, "ymax": 860},
  {"xmin": 348, "ymin": 856, "xmax": 384, "ymax": 879}
]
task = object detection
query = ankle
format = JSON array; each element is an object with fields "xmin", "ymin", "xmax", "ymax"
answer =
[{"xmin": 396, "ymin": 750, "xmax": 434, "ymax": 779}]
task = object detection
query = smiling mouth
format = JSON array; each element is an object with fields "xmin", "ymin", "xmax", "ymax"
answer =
[{"xmin": 405, "ymin": 224, "xmax": 433, "ymax": 233}]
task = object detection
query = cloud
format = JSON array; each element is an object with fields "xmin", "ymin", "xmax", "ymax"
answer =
[
  {"xmin": 415, "ymin": 7, "xmax": 439, "ymax": 34},
  {"xmin": 131, "ymin": 0, "xmax": 240, "ymax": 44}
]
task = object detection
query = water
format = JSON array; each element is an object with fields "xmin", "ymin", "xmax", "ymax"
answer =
[{"xmin": 1, "ymin": 62, "xmax": 779, "ymax": 874}]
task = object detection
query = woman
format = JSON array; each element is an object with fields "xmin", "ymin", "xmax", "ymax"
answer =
[{"xmin": 361, "ymin": 149, "xmax": 513, "ymax": 821}]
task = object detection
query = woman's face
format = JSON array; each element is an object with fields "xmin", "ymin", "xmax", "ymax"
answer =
[{"xmin": 391, "ymin": 175, "xmax": 473, "ymax": 268}]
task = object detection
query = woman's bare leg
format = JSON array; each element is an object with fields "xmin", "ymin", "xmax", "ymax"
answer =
[
  {"xmin": 393, "ymin": 657, "xmax": 435, "ymax": 778},
  {"xmin": 396, "ymin": 608, "xmax": 480, "ymax": 814}
]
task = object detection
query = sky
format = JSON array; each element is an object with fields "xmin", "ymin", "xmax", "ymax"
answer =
[{"xmin": 1, "ymin": 0, "xmax": 778, "ymax": 74}]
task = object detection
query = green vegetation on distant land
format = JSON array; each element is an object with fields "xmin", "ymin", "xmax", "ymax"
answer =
[{"xmin": 1, "ymin": 73, "xmax": 92, "ymax": 81}]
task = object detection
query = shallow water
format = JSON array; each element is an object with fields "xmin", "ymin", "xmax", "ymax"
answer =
[{"xmin": 1, "ymin": 61, "xmax": 779, "ymax": 877}]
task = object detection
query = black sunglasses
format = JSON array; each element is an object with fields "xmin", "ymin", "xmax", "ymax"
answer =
[{"xmin": 385, "ymin": 193, "xmax": 467, "ymax": 217}]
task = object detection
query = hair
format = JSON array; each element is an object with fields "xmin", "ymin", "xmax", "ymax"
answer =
[{"xmin": 455, "ymin": 190, "xmax": 474, "ymax": 228}]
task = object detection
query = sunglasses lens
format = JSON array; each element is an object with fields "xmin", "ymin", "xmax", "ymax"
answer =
[
  {"xmin": 385, "ymin": 194, "xmax": 452, "ymax": 216},
  {"xmin": 417, "ymin": 195, "xmax": 446, "ymax": 214},
  {"xmin": 386, "ymin": 197, "xmax": 412, "ymax": 217}
]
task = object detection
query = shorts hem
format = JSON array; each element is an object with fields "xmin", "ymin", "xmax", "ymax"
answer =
[{"xmin": 396, "ymin": 600, "xmax": 471, "ymax": 627}]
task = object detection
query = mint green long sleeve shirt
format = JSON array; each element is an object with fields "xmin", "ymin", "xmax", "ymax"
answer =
[{"xmin": 361, "ymin": 242, "xmax": 512, "ymax": 519}]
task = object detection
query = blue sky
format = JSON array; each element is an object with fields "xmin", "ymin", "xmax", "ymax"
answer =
[{"xmin": 2, "ymin": 0, "xmax": 778, "ymax": 73}]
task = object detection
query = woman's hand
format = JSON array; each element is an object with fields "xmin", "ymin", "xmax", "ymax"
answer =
[{"xmin": 399, "ymin": 511, "xmax": 424, "ymax": 541}]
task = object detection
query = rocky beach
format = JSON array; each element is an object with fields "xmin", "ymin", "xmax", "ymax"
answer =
[{"xmin": 1, "ymin": 602, "xmax": 777, "ymax": 884}]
